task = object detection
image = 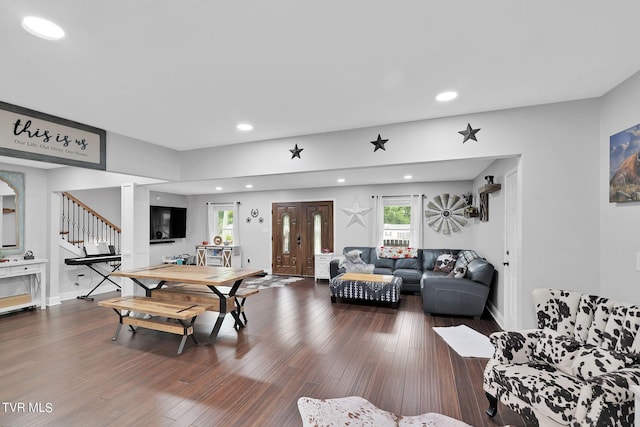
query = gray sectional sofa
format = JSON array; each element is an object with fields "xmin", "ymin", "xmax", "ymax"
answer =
[{"xmin": 329, "ymin": 246, "xmax": 495, "ymax": 317}]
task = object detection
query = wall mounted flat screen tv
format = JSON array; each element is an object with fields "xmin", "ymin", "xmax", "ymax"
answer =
[{"xmin": 150, "ymin": 206, "xmax": 187, "ymax": 240}]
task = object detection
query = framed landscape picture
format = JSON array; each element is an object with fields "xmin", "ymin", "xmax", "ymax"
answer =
[{"xmin": 610, "ymin": 123, "xmax": 640, "ymax": 202}]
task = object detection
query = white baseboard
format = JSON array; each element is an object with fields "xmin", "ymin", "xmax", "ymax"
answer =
[
  {"xmin": 47, "ymin": 296, "xmax": 61, "ymax": 307},
  {"xmin": 487, "ymin": 300, "xmax": 505, "ymax": 330}
]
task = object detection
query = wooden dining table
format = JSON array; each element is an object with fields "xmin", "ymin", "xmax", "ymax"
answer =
[{"xmin": 111, "ymin": 264, "xmax": 263, "ymax": 342}]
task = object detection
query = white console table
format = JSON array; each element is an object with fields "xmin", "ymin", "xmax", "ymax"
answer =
[
  {"xmin": 314, "ymin": 252, "xmax": 334, "ymax": 280},
  {"xmin": 195, "ymin": 245, "xmax": 241, "ymax": 268},
  {"xmin": 0, "ymin": 258, "xmax": 47, "ymax": 314}
]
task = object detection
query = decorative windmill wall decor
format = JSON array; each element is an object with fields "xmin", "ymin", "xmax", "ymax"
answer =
[{"xmin": 425, "ymin": 193, "xmax": 467, "ymax": 234}]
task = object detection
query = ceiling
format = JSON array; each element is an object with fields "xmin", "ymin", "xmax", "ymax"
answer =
[{"xmin": 1, "ymin": 2, "xmax": 639, "ymax": 193}]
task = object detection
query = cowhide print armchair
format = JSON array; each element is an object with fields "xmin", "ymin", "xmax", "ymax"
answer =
[{"xmin": 483, "ymin": 288, "xmax": 640, "ymax": 426}]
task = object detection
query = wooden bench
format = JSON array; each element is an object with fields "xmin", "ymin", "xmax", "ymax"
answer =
[
  {"xmin": 98, "ymin": 296, "xmax": 207, "ymax": 355},
  {"xmin": 212, "ymin": 285, "xmax": 259, "ymax": 326},
  {"xmin": 152, "ymin": 284, "xmax": 258, "ymax": 330}
]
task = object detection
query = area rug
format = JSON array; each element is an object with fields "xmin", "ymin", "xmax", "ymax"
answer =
[
  {"xmin": 297, "ymin": 396, "xmax": 472, "ymax": 427},
  {"xmin": 432, "ymin": 325, "xmax": 494, "ymax": 358},
  {"xmin": 244, "ymin": 275, "xmax": 304, "ymax": 289}
]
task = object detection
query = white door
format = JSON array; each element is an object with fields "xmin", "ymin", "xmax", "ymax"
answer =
[{"xmin": 504, "ymin": 169, "xmax": 519, "ymax": 330}]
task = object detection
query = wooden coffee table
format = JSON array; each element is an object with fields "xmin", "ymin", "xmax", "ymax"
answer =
[{"xmin": 329, "ymin": 272, "xmax": 402, "ymax": 308}]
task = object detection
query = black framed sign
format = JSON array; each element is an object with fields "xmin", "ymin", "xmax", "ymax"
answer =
[{"xmin": 0, "ymin": 100, "xmax": 106, "ymax": 170}]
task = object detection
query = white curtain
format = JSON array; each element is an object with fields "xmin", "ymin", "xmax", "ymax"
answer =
[
  {"xmin": 410, "ymin": 194, "xmax": 424, "ymax": 248},
  {"xmin": 370, "ymin": 195, "xmax": 384, "ymax": 247}
]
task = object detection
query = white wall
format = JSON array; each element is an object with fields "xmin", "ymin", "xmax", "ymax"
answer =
[
  {"xmin": 599, "ymin": 71, "xmax": 640, "ymax": 303},
  {"xmin": 106, "ymin": 132, "xmax": 181, "ymax": 182},
  {"xmin": 179, "ymin": 100, "xmax": 600, "ymax": 328},
  {"xmin": 68, "ymin": 187, "xmax": 121, "ymax": 228},
  {"xmin": 471, "ymin": 157, "xmax": 519, "ymax": 322},
  {"xmin": 187, "ymin": 180, "xmax": 480, "ymax": 273}
]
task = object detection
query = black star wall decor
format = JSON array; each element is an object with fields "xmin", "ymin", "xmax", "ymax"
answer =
[
  {"xmin": 289, "ymin": 144, "xmax": 303, "ymax": 159},
  {"xmin": 458, "ymin": 123, "xmax": 481, "ymax": 143},
  {"xmin": 370, "ymin": 134, "xmax": 388, "ymax": 152}
]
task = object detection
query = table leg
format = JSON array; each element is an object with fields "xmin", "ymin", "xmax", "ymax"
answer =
[
  {"xmin": 235, "ymin": 298, "xmax": 248, "ymax": 326},
  {"xmin": 208, "ymin": 313, "xmax": 226, "ymax": 343},
  {"xmin": 205, "ymin": 283, "xmax": 247, "ymax": 333},
  {"xmin": 231, "ymin": 310, "xmax": 243, "ymax": 331},
  {"xmin": 227, "ymin": 279, "xmax": 243, "ymax": 296},
  {"xmin": 131, "ymin": 278, "xmax": 160, "ymax": 297}
]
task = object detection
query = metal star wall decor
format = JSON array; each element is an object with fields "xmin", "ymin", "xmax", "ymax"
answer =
[
  {"xmin": 370, "ymin": 134, "xmax": 389, "ymax": 152},
  {"xmin": 289, "ymin": 144, "xmax": 303, "ymax": 159},
  {"xmin": 458, "ymin": 123, "xmax": 481, "ymax": 143},
  {"xmin": 340, "ymin": 198, "xmax": 373, "ymax": 228}
]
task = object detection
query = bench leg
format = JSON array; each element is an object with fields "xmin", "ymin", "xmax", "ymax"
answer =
[
  {"xmin": 177, "ymin": 335, "xmax": 188, "ymax": 355},
  {"xmin": 111, "ymin": 308, "xmax": 135, "ymax": 340},
  {"xmin": 112, "ymin": 323, "xmax": 123, "ymax": 341},
  {"xmin": 176, "ymin": 317, "xmax": 199, "ymax": 355}
]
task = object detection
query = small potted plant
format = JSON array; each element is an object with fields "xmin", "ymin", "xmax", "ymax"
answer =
[{"xmin": 224, "ymin": 235, "xmax": 233, "ymax": 246}]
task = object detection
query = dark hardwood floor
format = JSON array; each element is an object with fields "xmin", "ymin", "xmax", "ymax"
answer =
[{"xmin": 0, "ymin": 278, "xmax": 524, "ymax": 426}]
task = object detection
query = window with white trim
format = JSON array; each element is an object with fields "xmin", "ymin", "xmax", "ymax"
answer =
[
  {"xmin": 382, "ymin": 197, "xmax": 411, "ymax": 246},
  {"xmin": 207, "ymin": 202, "xmax": 240, "ymax": 245}
]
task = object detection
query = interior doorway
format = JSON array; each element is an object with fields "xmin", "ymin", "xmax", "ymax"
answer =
[
  {"xmin": 503, "ymin": 168, "xmax": 519, "ymax": 330},
  {"xmin": 272, "ymin": 201, "xmax": 333, "ymax": 276}
]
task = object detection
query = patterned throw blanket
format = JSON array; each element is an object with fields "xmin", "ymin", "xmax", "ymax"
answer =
[{"xmin": 338, "ymin": 249, "xmax": 375, "ymax": 273}]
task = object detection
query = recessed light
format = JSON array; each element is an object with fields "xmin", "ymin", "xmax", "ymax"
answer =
[
  {"xmin": 21, "ymin": 16, "xmax": 65, "ymax": 40},
  {"xmin": 215, "ymin": 186, "xmax": 222, "ymax": 191},
  {"xmin": 436, "ymin": 91, "xmax": 458, "ymax": 102},
  {"xmin": 245, "ymin": 184, "xmax": 253, "ymax": 189},
  {"xmin": 404, "ymin": 175, "xmax": 413, "ymax": 180},
  {"xmin": 236, "ymin": 123, "xmax": 253, "ymax": 131},
  {"xmin": 337, "ymin": 178, "xmax": 345, "ymax": 183}
]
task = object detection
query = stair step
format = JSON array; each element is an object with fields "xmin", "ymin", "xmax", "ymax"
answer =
[
  {"xmin": 69, "ymin": 240, "xmax": 84, "ymax": 244},
  {"xmin": 60, "ymin": 231, "xmax": 69, "ymax": 235}
]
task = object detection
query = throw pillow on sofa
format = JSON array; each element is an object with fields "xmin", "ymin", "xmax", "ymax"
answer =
[
  {"xmin": 571, "ymin": 345, "xmax": 640, "ymax": 380},
  {"xmin": 532, "ymin": 329, "xmax": 581, "ymax": 375},
  {"xmin": 447, "ymin": 266, "xmax": 467, "ymax": 279},
  {"xmin": 454, "ymin": 250, "xmax": 480, "ymax": 270},
  {"xmin": 345, "ymin": 249, "xmax": 364, "ymax": 263},
  {"xmin": 340, "ymin": 249, "xmax": 375, "ymax": 274},
  {"xmin": 376, "ymin": 246, "xmax": 418, "ymax": 259},
  {"xmin": 434, "ymin": 254, "xmax": 457, "ymax": 274}
]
